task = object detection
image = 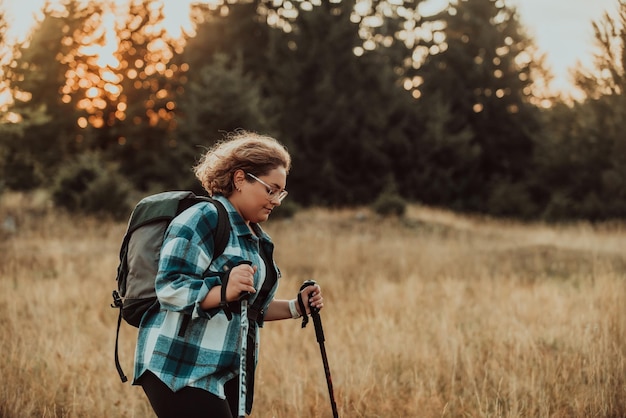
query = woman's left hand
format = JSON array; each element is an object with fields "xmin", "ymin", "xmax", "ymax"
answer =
[{"xmin": 300, "ymin": 283, "xmax": 324, "ymax": 315}]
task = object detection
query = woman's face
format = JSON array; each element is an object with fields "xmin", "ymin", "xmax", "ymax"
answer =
[{"xmin": 233, "ymin": 166, "xmax": 288, "ymax": 224}]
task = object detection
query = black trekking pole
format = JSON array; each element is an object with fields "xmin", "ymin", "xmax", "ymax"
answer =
[{"xmin": 300, "ymin": 280, "xmax": 339, "ymax": 418}]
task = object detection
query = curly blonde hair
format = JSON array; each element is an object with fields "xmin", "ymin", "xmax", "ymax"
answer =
[{"xmin": 194, "ymin": 130, "xmax": 291, "ymax": 197}]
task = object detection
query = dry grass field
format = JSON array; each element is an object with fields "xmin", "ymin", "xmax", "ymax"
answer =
[{"xmin": 1, "ymin": 191, "xmax": 625, "ymax": 417}]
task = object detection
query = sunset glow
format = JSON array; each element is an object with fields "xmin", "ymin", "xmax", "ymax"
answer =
[
  {"xmin": 1, "ymin": 0, "xmax": 205, "ymax": 125},
  {"xmin": 4, "ymin": 0, "xmax": 199, "ymax": 43},
  {"xmin": 0, "ymin": 0, "xmax": 619, "ymax": 100}
]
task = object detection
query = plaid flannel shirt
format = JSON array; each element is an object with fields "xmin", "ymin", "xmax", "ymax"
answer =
[{"xmin": 133, "ymin": 195, "xmax": 280, "ymax": 405}]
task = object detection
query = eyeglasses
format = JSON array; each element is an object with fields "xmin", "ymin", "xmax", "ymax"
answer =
[{"xmin": 246, "ymin": 172, "xmax": 289, "ymax": 202}]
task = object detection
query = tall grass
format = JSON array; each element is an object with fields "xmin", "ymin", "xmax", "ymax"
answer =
[{"xmin": 1, "ymin": 192, "xmax": 625, "ymax": 417}]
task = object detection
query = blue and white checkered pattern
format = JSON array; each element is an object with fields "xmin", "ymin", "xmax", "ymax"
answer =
[{"xmin": 133, "ymin": 195, "xmax": 279, "ymax": 404}]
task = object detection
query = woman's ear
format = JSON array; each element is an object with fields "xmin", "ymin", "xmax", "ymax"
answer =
[{"xmin": 233, "ymin": 169, "xmax": 246, "ymax": 191}]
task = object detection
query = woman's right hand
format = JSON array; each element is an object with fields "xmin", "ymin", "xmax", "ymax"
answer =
[{"xmin": 225, "ymin": 263, "xmax": 257, "ymax": 301}]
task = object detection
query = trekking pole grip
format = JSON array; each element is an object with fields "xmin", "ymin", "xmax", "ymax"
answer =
[
  {"xmin": 298, "ymin": 280, "xmax": 314, "ymax": 327},
  {"xmin": 299, "ymin": 280, "xmax": 325, "ymax": 342},
  {"xmin": 237, "ymin": 260, "xmax": 253, "ymax": 301}
]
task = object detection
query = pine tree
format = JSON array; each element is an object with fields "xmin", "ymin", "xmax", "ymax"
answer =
[
  {"xmin": 177, "ymin": 0, "xmax": 279, "ymax": 141},
  {"xmin": 544, "ymin": 0, "xmax": 626, "ymax": 220},
  {"xmin": 87, "ymin": 0, "xmax": 193, "ymax": 190},
  {"xmin": 1, "ymin": 0, "xmax": 102, "ymax": 189},
  {"xmin": 407, "ymin": 0, "xmax": 543, "ymax": 214},
  {"xmin": 266, "ymin": 0, "xmax": 416, "ymax": 206}
]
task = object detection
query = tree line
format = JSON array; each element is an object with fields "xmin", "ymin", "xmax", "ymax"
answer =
[{"xmin": 0, "ymin": 0, "xmax": 625, "ymax": 221}]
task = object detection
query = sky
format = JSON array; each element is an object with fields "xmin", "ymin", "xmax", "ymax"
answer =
[
  {"xmin": 2, "ymin": 0, "xmax": 620, "ymax": 96},
  {"xmin": 507, "ymin": 0, "xmax": 617, "ymax": 96}
]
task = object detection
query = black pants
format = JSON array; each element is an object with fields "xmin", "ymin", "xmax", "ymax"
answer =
[{"xmin": 138, "ymin": 371, "xmax": 239, "ymax": 418}]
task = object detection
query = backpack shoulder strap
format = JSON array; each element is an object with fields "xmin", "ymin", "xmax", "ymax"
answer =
[
  {"xmin": 206, "ymin": 197, "xmax": 230, "ymax": 260},
  {"xmin": 190, "ymin": 195, "xmax": 230, "ymax": 260}
]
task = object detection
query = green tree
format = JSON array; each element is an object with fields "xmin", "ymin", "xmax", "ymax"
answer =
[
  {"xmin": 1, "ymin": 0, "xmax": 100, "ymax": 189},
  {"xmin": 87, "ymin": 0, "xmax": 193, "ymax": 191},
  {"xmin": 2, "ymin": 0, "xmax": 205, "ymax": 193},
  {"xmin": 0, "ymin": 0, "xmax": 13, "ymax": 191},
  {"xmin": 176, "ymin": 52, "xmax": 275, "ymax": 146},
  {"xmin": 178, "ymin": 0, "xmax": 279, "ymax": 143},
  {"xmin": 182, "ymin": 0, "xmax": 408, "ymax": 205},
  {"xmin": 407, "ymin": 0, "xmax": 544, "ymax": 215},
  {"xmin": 538, "ymin": 0, "xmax": 626, "ymax": 220},
  {"xmin": 532, "ymin": 102, "xmax": 612, "ymax": 220},
  {"xmin": 266, "ymin": 0, "xmax": 419, "ymax": 206},
  {"xmin": 575, "ymin": 0, "xmax": 625, "ymax": 99},
  {"xmin": 400, "ymin": 91, "xmax": 481, "ymax": 210}
]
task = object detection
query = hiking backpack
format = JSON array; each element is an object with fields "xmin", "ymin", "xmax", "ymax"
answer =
[{"xmin": 111, "ymin": 191, "xmax": 230, "ymax": 382}]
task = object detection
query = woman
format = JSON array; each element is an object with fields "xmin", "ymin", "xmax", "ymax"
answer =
[{"xmin": 133, "ymin": 131, "xmax": 324, "ymax": 417}]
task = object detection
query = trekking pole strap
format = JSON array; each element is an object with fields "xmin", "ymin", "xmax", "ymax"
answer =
[{"xmin": 219, "ymin": 271, "xmax": 234, "ymax": 321}]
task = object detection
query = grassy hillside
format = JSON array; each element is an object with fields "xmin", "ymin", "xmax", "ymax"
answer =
[{"xmin": 1, "ymin": 192, "xmax": 625, "ymax": 417}]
